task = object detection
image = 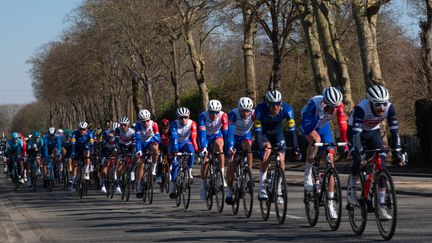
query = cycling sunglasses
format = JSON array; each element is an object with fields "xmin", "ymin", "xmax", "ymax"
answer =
[
  {"xmin": 179, "ymin": 116, "xmax": 188, "ymax": 120},
  {"xmin": 373, "ymin": 101, "xmax": 388, "ymax": 109},
  {"xmin": 268, "ymin": 101, "xmax": 282, "ymax": 107},
  {"xmin": 209, "ymin": 111, "xmax": 218, "ymax": 115}
]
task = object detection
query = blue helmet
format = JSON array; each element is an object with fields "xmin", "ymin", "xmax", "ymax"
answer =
[
  {"xmin": 11, "ymin": 132, "xmax": 19, "ymax": 139},
  {"xmin": 33, "ymin": 131, "xmax": 41, "ymax": 138}
]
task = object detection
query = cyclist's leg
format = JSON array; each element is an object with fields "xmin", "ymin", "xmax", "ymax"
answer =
[
  {"xmin": 318, "ymin": 124, "xmax": 335, "ymax": 192},
  {"xmin": 304, "ymin": 130, "xmax": 321, "ymax": 191},
  {"xmin": 274, "ymin": 130, "xmax": 286, "ymax": 195},
  {"xmin": 365, "ymin": 130, "xmax": 388, "ymax": 204},
  {"xmin": 151, "ymin": 142, "xmax": 159, "ymax": 176},
  {"xmin": 183, "ymin": 142, "xmax": 195, "ymax": 178},
  {"xmin": 259, "ymin": 133, "xmax": 272, "ymax": 199},
  {"xmin": 241, "ymin": 134, "xmax": 253, "ymax": 169}
]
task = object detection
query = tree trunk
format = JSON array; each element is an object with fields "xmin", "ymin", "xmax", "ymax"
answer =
[
  {"xmin": 271, "ymin": 40, "xmax": 282, "ymax": 91},
  {"xmin": 184, "ymin": 30, "xmax": 209, "ymax": 110},
  {"xmin": 352, "ymin": 0, "xmax": 388, "ymax": 87},
  {"xmin": 242, "ymin": 5, "xmax": 257, "ymax": 102},
  {"xmin": 170, "ymin": 39, "xmax": 181, "ymax": 107},
  {"xmin": 421, "ymin": 0, "xmax": 432, "ymax": 100},
  {"xmin": 132, "ymin": 76, "xmax": 140, "ymax": 117}
]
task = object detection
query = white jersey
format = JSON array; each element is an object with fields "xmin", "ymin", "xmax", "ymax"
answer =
[
  {"xmin": 135, "ymin": 120, "xmax": 157, "ymax": 142},
  {"xmin": 117, "ymin": 127, "xmax": 135, "ymax": 145},
  {"xmin": 199, "ymin": 111, "xmax": 227, "ymax": 136},
  {"xmin": 348, "ymin": 99, "xmax": 392, "ymax": 131},
  {"xmin": 175, "ymin": 119, "xmax": 193, "ymax": 143},
  {"xmin": 230, "ymin": 108, "xmax": 254, "ymax": 136}
]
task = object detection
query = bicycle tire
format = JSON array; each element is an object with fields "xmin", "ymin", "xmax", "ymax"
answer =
[
  {"xmin": 242, "ymin": 167, "xmax": 253, "ymax": 218},
  {"xmin": 231, "ymin": 166, "xmax": 240, "ymax": 215},
  {"xmin": 374, "ymin": 169, "xmax": 397, "ymax": 240},
  {"xmin": 147, "ymin": 171, "xmax": 154, "ymax": 204},
  {"xmin": 324, "ymin": 167, "xmax": 342, "ymax": 231},
  {"xmin": 32, "ymin": 174, "xmax": 37, "ymax": 192},
  {"xmin": 175, "ymin": 174, "xmax": 182, "ymax": 207},
  {"xmin": 259, "ymin": 173, "xmax": 271, "ymax": 221},
  {"xmin": 274, "ymin": 168, "xmax": 287, "ymax": 224},
  {"xmin": 182, "ymin": 169, "xmax": 191, "ymax": 209},
  {"xmin": 347, "ymin": 173, "xmax": 367, "ymax": 236},
  {"xmin": 125, "ymin": 175, "xmax": 131, "ymax": 202},
  {"xmin": 215, "ymin": 167, "xmax": 225, "ymax": 213},
  {"xmin": 205, "ymin": 164, "xmax": 213, "ymax": 210},
  {"xmin": 304, "ymin": 168, "xmax": 319, "ymax": 226}
]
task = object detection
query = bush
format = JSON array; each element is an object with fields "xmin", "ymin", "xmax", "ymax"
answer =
[{"xmin": 415, "ymin": 99, "xmax": 432, "ymax": 164}]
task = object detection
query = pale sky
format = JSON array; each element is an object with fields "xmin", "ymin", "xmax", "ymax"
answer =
[{"xmin": 0, "ymin": 0, "xmax": 421, "ymax": 105}]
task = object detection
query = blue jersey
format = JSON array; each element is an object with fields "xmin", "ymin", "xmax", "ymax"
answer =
[
  {"xmin": 254, "ymin": 101, "xmax": 298, "ymax": 148},
  {"xmin": 71, "ymin": 130, "xmax": 94, "ymax": 154},
  {"xmin": 5, "ymin": 139, "xmax": 24, "ymax": 158},
  {"xmin": 43, "ymin": 134, "xmax": 62, "ymax": 158},
  {"xmin": 27, "ymin": 138, "xmax": 44, "ymax": 157}
]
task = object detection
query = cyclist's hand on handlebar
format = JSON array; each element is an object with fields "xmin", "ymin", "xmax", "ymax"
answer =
[
  {"xmin": 135, "ymin": 150, "xmax": 142, "ymax": 158},
  {"xmin": 199, "ymin": 147, "xmax": 207, "ymax": 157},
  {"xmin": 294, "ymin": 147, "xmax": 302, "ymax": 161}
]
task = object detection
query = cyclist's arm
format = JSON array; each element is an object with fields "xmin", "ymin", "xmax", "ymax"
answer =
[
  {"xmin": 387, "ymin": 104, "xmax": 402, "ymax": 155},
  {"xmin": 351, "ymin": 106, "xmax": 365, "ymax": 154},
  {"xmin": 336, "ymin": 103, "xmax": 348, "ymax": 143},
  {"xmin": 283, "ymin": 103, "xmax": 298, "ymax": 149},
  {"xmin": 221, "ymin": 112, "xmax": 229, "ymax": 151},
  {"xmin": 198, "ymin": 113, "xmax": 208, "ymax": 149},
  {"xmin": 152, "ymin": 122, "xmax": 161, "ymax": 144},
  {"xmin": 88, "ymin": 132, "xmax": 95, "ymax": 153},
  {"xmin": 44, "ymin": 136, "xmax": 49, "ymax": 158},
  {"xmin": 227, "ymin": 111, "xmax": 237, "ymax": 150},
  {"xmin": 56, "ymin": 136, "xmax": 62, "ymax": 156},
  {"xmin": 300, "ymin": 100, "xmax": 318, "ymax": 136},
  {"xmin": 170, "ymin": 121, "xmax": 179, "ymax": 152},
  {"xmin": 190, "ymin": 121, "xmax": 199, "ymax": 152},
  {"xmin": 134, "ymin": 123, "xmax": 142, "ymax": 153}
]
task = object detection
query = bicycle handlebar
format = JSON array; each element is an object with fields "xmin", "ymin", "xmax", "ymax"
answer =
[
  {"xmin": 174, "ymin": 152, "xmax": 194, "ymax": 157},
  {"xmin": 314, "ymin": 142, "xmax": 347, "ymax": 147}
]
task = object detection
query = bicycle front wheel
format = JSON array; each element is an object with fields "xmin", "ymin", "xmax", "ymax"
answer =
[
  {"xmin": 274, "ymin": 168, "xmax": 287, "ymax": 224},
  {"xmin": 374, "ymin": 169, "xmax": 397, "ymax": 240},
  {"xmin": 304, "ymin": 169, "xmax": 319, "ymax": 227},
  {"xmin": 175, "ymin": 175, "xmax": 182, "ymax": 207},
  {"xmin": 215, "ymin": 168, "xmax": 225, "ymax": 213},
  {"xmin": 205, "ymin": 165, "xmax": 213, "ymax": 210},
  {"xmin": 147, "ymin": 172, "xmax": 154, "ymax": 204},
  {"xmin": 324, "ymin": 167, "xmax": 342, "ymax": 231},
  {"xmin": 242, "ymin": 167, "xmax": 253, "ymax": 218},
  {"xmin": 259, "ymin": 174, "xmax": 271, "ymax": 221},
  {"xmin": 182, "ymin": 169, "xmax": 191, "ymax": 209},
  {"xmin": 231, "ymin": 168, "xmax": 240, "ymax": 215},
  {"xmin": 347, "ymin": 173, "xmax": 367, "ymax": 236}
]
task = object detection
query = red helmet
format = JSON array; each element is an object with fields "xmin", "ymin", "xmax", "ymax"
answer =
[{"xmin": 161, "ymin": 119, "xmax": 170, "ymax": 127}]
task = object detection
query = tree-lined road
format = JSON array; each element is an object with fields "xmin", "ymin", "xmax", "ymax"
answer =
[{"xmin": 1, "ymin": 167, "xmax": 431, "ymax": 242}]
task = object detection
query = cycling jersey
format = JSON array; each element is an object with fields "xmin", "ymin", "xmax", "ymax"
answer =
[
  {"xmin": 170, "ymin": 119, "xmax": 198, "ymax": 152},
  {"xmin": 71, "ymin": 130, "xmax": 94, "ymax": 156},
  {"xmin": 5, "ymin": 139, "xmax": 24, "ymax": 158},
  {"xmin": 300, "ymin": 95, "xmax": 347, "ymax": 143},
  {"xmin": 254, "ymin": 101, "xmax": 298, "ymax": 150},
  {"xmin": 43, "ymin": 134, "xmax": 62, "ymax": 158},
  {"xmin": 26, "ymin": 138, "xmax": 44, "ymax": 158},
  {"xmin": 198, "ymin": 111, "xmax": 228, "ymax": 148},
  {"xmin": 227, "ymin": 108, "xmax": 255, "ymax": 149},
  {"xmin": 115, "ymin": 127, "xmax": 135, "ymax": 146},
  {"xmin": 135, "ymin": 120, "xmax": 161, "ymax": 152}
]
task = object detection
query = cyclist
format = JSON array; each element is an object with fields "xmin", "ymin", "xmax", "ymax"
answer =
[
  {"xmin": 225, "ymin": 97, "xmax": 255, "ymax": 205},
  {"xmin": 43, "ymin": 127, "xmax": 61, "ymax": 187},
  {"xmin": 347, "ymin": 85, "xmax": 404, "ymax": 220},
  {"xmin": 26, "ymin": 131, "xmax": 44, "ymax": 187},
  {"xmin": 99, "ymin": 123, "xmax": 119, "ymax": 194},
  {"xmin": 300, "ymin": 87, "xmax": 348, "ymax": 219},
  {"xmin": 198, "ymin": 99, "xmax": 229, "ymax": 200},
  {"xmin": 255, "ymin": 90, "xmax": 300, "ymax": 201},
  {"xmin": 62, "ymin": 129, "xmax": 74, "ymax": 187},
  {"xmin": 5, "ymin": 132, "xmax": 25, "ymax": 184},
  {"xmin": 71, "ymin": 122, "xmax": 94, "ymax": 190},
  {"xmin": 114, "ymin": 116, "xmax": 136, "ymax": 195},
  {"xmin": 169, "ymin": 107, "xmax": 198, "ymax": 199},
  {"xmin": 157, "ymin": 118, "xmax": 171, "ymax": 183},
  {"xmin": 135, "ymin": 109, "xmax": 161, "ymax": 198},
  {"xmin": 18, "ymin": 133, "xmax": 27, "ymax": 182}
]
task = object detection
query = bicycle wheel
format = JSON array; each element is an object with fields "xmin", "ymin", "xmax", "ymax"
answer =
[
  {"xmin": 242, "ymin": 167, "xmax": 253, "ymax": 218},
  {"xmin": 374, "ymin": 169, "xmax": 397, "ymax": 240},
  {"xmin": 215, "ymin": 167, "xmax": 225, "ymax": 213},
  {"xmin": 205, "ymin": 165, "xmax": 213, "ymax": 210},
  {"xmin": 347, "ymin": 173, "xmax": 367, "ymax": 236},
  {"xmin": 125, "ymin": 175, "xmax": 131, "ymax": 202},
  {"xmin": 175, "ymin": 174, "xmax": 182, "ymax": 207},
  {"xmin": 304, "ymin": 168, "xmax": 319, "ymax": 226},
  {"xmin": 259, "ymin": 173, "xmax": 271, "ymax": 221},
  {"xmin": 323, "ymin": 167, "xmax": 342, "ymax": 231},
  {"xmin": 32, "ymin": 174, "xmax": 38, "ymax": 192},
  {"xmin": 121, "ymin": 175, "xmax": 126, "ymax": 201},
  {"xmin": 182, "ymin": 169, "xmax": 191, "ymax": 209},
  {"xmin": 231, "ymin": 167, "xmax": 240, "ymax": 215},
  {"xmin": 274, "ymin": 168, "xmax": 287, "ymax": 224},
  {"xmin": 147, "ymin": 171, "xmax": 154, "ymax": 204}
]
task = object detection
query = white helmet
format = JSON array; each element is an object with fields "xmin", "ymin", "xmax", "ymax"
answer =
[
  {"xmin": 265, "ymin": 90, "xmax": 282, "ymax": 103},
  {"xmin": 118, "ymin": 116, "xmax": 130, "ymax": 125},
  {"xmin": 237, "ymin": 97, "xmax": 254, "ymax": 111},
  {"xmin": 48, "ymin": 127, "xmax": 55, "ymax": 135},
  {"xmin": 176, "ymin": 107, "xmax": 190, "ymax": 117},
  {"xmin": 138, "ymin": 109, "xmax": 151, "ymax": 121},
  {"xmin": 323, "ymin": 87, "xmax": 343, "ymax": 106},
  {"xmin": 78, "ymin": 121, "xmax": 88, "ymax": 129},
  {"xmin": 112, "ymin": 121, "xmax": 120, "ymax": 130},
  {"xmin": 208, "ymin": 99, "xmax": 222, "ymax": 112},
  {"xmin": 367, "ymin": 85, "xmax": 389, "ymax": 103},
  {"xmin": 57, "ymin": 129, "xmax": 64, "ymax": 134}
]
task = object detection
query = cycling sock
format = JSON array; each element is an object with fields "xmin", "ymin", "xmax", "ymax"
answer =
[
  {"xmin": 304, "ymin": 163, "xmax": 312, "ymax": 177},
  {"xmin": 226, "ymin": 187, "xmax": 232, "ymax": 197},
  {"xmin": 259, "ymin": 171, "xmax": 267, "ymax": 190},
  {"xmin": 378, "ymin": 191, "xmax": 386, "ymax": 205}
]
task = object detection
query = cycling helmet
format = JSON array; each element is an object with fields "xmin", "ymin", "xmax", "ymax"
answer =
[
  {"xmin": 33, "ymin": 131, "xmax": 40, "ymax": 138},
  {"xmin": 118, "ymin": 116, "xmax": 130, "ymax": 125},
  {"xmin": 28, "ymin": 134, "xmax": 33, "ymax": 139},
  {"xmin": 57, "ymin": 129, "xmax": 64, "ymax": 134},
  {"xmin": 138, "ymin": 109, "xmax": 151, "ymax": 121},
  {"xmin": 11, "ymin": 132, "xmax": 19, "ymax": 139},
  {"xmin": 323, "ymin": 87, "xmax": 343, "ymax": 106},
  {"xmin": 265, "ymin": 90, "xmax": 282, "ymax": 103},
  {"xmin": 112, "ymin": 121, "xmax": 120, "ymax": 130},
  {"xmin": 237, "ymin": 97, "xmax": 254, "ymax": 111},
  {"xmin": 48, "ymin": 127, "xmax": 55, "ymax": 135},
  {"xmin": 176, "ymin": 107, "xmax": 190, "ymax": 117},
  {"xmin": 367, "ymin": 85, "xmax": 389, "ymax": 103},
  {"xmin": 161, "ymin": 118, "xmax": 170, "ymax": 127},
  {"xmin": 208, "ymin": 99, "xmax": 222, "ymax": 112},
  {"xmin": 78, "ymin": 121, "xmax": 88, "ymax": 129}
]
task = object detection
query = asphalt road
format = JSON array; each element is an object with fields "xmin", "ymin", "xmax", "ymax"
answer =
[{"xmin": 1, "ymin": 167, "xmax": 431, "ymax": 242}]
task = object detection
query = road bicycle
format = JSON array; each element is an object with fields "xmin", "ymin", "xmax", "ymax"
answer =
[
  {"xmin": 173, "ymin": 152, "xmax": 193, "ymax": 209},
  {"xmin": 230, "ymin": 150, "xmax": 254, "ymax": 218}
]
